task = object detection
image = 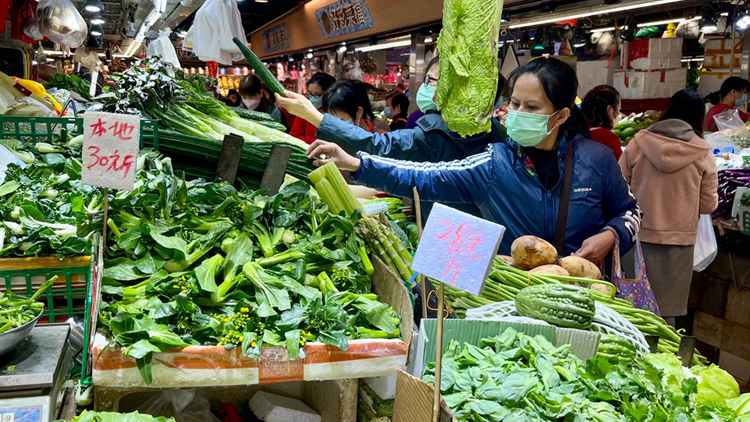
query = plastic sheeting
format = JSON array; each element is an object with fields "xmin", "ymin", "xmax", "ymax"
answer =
[
  {"xmin": 92, "ymin": 333, "xmax": 408, "ymax": 388},
  {"xmin": 147, "ymin": 28, "xmax": 181, "ymax": 69},
  {"xmin": 191, "ymin": 0, "xmax": 247, "ymax": 65},
  {"xmin": 36, "ymin": 0, "xmax": 87, "ymax": 48}
]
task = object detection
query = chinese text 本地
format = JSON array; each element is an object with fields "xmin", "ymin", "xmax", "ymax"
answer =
[{"xmin": 81, "ymin": 111, "xmax": 140, "ymax": 191}]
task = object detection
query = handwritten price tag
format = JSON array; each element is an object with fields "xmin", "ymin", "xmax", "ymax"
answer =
[
  {"xmin": 411, "ymin": 203, "xmax": 505, "ymax": 295},
  {"xmin": 81, "ymin": 111, "xmax": 140, "ymax": 191}
]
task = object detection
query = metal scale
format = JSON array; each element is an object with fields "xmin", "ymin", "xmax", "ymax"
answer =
[{"xmin": 0, "ymin": 324, "xmax": 73, "ymax": 422}]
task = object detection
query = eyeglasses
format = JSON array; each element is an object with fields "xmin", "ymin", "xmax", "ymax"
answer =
[{"xmin": 424, "ymin": 75, "xmax": 439, "ymax": 87}]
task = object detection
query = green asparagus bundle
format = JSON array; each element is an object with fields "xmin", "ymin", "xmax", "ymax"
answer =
[
  {"xmin": 0, "ymin": 276, "xmax": 57, "ymax": 332},
  {"xmin": 356, "ymin": 214, "xmax": 413, "ymax": 283}
]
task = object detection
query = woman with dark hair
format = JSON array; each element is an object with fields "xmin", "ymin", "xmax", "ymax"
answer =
[
  {"xmin": 291, "ymin": 72, "xmax": 336, "ymax": 144},
  {"xmin": 705, "ymin": 76, "xmax": 750, "ymax": 131},
  {"xmin": 321, "ymin": 80, "xmax": 385, "ymax": 134},
  {"xmin": 277, "ymin": 57, "xmax": 642, "ymax": 261},
  {"xmin": 225, "ymin": 89, "xmax": 242, "ymax": 107},
  {"xmin": 581, "ymin": 85, "xmax": 622, "ymax": 160},
  {"xmin": 386, "ymin": 92, "xmax": 410, "ymax": 130},
  {"xmin": 619, "ymin": 89, "xmax": 718, "ymax": 323}
]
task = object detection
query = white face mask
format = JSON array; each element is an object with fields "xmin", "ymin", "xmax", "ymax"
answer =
[
  {"xmin": 368, "ymin": 94, "xmax": 374, "ymax": 102},
  {"xmin": 736, "ymin": 93, "xmax": 747, "ymax": 108},
  {"xmin": 243, "ymin": 98, "xmax": 261, "ymax": 110}
]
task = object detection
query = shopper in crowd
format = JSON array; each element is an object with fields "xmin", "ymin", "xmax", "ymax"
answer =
[
  {"xmin": 322, "ymin": 80, "xmax": 385, "ymax": 135},
  {"xmin": 492, "ymin": 73, "xmax": 509, "ymax": 123},
  {"xmin": 363, "ymin": 83, "xmax": 376, "ymax": 103},
  {"xmin": 277, "ymin": 57, "xmax": 642, "ymax": 260},
  {"xmin": 405, "ymin": 57, "xmax": 441, "ymax": 129},
  {"xmin": 224, "ymin": 89, "xmax": 242, "ymax": 107},
  {"xmin": 238, "ymin": 74, "xmax": 282, "ymax": 121},
  {"xmin": 386, "ymin": 92, "xmax": 410, "ymax": 131},
  {"xmin": 620, "ymin": 89, "xmax": 718, "ymax": 324},
  {"xmin": 581, "ymin": 85, "xmax": 623, "ymax": 160},
  {"xmin": 705, "ymin": 76, "xmax": 750, "ymax": 131},
  {"xmin": 291, "ymin": 72, "xmax": 336, "ymax": 144}
]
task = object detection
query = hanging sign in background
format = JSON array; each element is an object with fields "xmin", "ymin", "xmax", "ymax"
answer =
[
  {"xmin": 81, "ymin": 111, "xmax": 140, "ymax": 191},
  {"xmin": 315, "ymin": 0, "xmax": 374, "ymax": 39},
  {"xmin": 411, "ymin": 203, "xmax": 505, "ymax": 296}
]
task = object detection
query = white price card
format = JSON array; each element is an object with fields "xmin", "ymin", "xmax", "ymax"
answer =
[{"xmin": 81, "ymin": 111, "xmax": 140, "ymax": 191}]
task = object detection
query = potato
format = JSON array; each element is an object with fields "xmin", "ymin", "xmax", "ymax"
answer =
[
  {"xmin": 559, "ymin": 256, "xmax": 602, "ymax": 280},
  {"xmin": 497, "ymin": 255, "xmax": 514, "ymax": 265},
  {"xmin": 590, "ymin": 283, "xmax": 613, "ymax": 296},
  {"xmin": 528, "ymin": 265, "xmax": 569, "ymax": 276},
  {"xmin": 510, "ymin": 236, "xmax": 557, "ymax": 270}
]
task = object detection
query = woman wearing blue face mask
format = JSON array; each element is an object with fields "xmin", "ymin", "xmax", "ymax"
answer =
[
  {"xmin": 405, "ymin": 57, "xmax": 441, "ymax": 129},
  {"xmin": 282, "ymin": 58, "xmax": 642, "ymax": 263},
  {"xmin": 291, "ymin": 72, "xmax": 336, "ymax": 145}
]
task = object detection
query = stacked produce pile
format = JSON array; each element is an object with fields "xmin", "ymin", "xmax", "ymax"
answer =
[
  {"xmin": 91, "ymin": 57, "xmax": 315, "ymax": 188},
  {"xmin": 356, "ymin": 214, "xmax": 414, "ymax": 283},
  {"xmin": 97, "ymin": 150, "xmax": 400, "ymax": 383},
  {"xmin": 445, "ymin": 235, "xmax": 706, "ymax": 365},
  {"xmin": 424, "ymin": 327, "xmax": 748, "ymax": 422},
  {"xmin": 0, "ymin": 276, "xmax": 56, "ymax": 332},
  {"xmin": 713, "ymin": 169, "xmax": 750, "ymax": 220},
  {"xmin": 55, "ymin": 411, "xmax": 174, "ymax": 422},
  {"xmin": 0, "ymin": 132, "xmax": 100, "ymax": 258},
  {"xmin": 613, "ymin": 116, "xmax": 656, "ymax": 146}
]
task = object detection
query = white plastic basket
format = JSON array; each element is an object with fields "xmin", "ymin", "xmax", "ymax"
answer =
[{"xmin": 465, "ymin": 300, "xmax": 650, "ymax": 356}]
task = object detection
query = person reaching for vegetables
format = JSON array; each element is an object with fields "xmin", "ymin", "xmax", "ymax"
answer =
[
  {"xmin": 275, "ymin": 54, "xmax": 507, "ymax": 219},
  {"xmin": 619, "ymin": 89, "xmax": 718, "ymax": 323},
  {"xmin": 281, "ymin": 58, "xmax": 642, "ymax": 262}
]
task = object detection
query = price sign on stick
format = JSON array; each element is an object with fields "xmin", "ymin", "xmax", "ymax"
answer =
[
  {"xmin": 412, "ymin": 203, "xmax": 505, "ymax": 295},
  {"xmin": 81, "ymin": 111, "xmax": 140, "ymax": 191}
]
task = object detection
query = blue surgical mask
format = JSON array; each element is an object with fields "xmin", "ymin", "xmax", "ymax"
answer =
[
  {"xmin": 416, "ymin": 83, "xmax": 437, "ymax": 112},
  {"xmin": 345, "ymin": 118, "xmax": 353, "ymax": 125},
  {"xmin": 506, "ymin": 109, "xmax": 560, "ymax": 147},
  {"xmin": 309, "ymin": 95, "xmax": 323, "ymax": 109},
  {"xmin": 368, "ymin": 94, "xmax": 374, "ymax": 102},
  {"xmin": 384, "ymin": 106, "xmax": 393, "ymax": 119}
]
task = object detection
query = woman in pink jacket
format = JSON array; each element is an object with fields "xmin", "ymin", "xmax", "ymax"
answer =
[{"xmin": 619, "ymin": 89, "xmax": 719, "ymax": 324}]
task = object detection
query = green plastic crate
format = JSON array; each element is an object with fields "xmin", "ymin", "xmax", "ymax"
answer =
[
  {"xmin": 0, "ymin": 115, "xmax": 159, "ymax": 149},
  {"xmin": 0, "ymin": 255, "xmax": 93, "ymax": 323}
]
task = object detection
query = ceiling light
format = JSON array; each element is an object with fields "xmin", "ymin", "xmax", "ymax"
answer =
[
  {"xmin": 90, "ymin": 24, "xmax": 103, "ymax": 36},
  {"xmin": 255, "ymin": 0, "xmax": 268, "ymax": 3},
  {"xmin": 737, "ymin": 12, "xmax": 750, "ymax": 30},
  {"xmin": 509, "ymin": 0, "xmax": 685, "ymax": 29},
  {"xmin": 177, "ymin": 30, "xmax": 187, "ymax": 37},
  {"xmin": 501, "ymin": 13, "xmax": 510, "ymax": 24},
  {"xmin": 308, "ymin": 48, "xmax": 313, "ymax": 51},
  {"xmin": 31, "ymin": 60, "xmax": 38, "ymax": 65},
  {"xmin": 338, "ymin": 45, "xmax": 347, "ymax": 53},
  {"xmin": 83, "ymin": 0, "xmax": 103, "ymax": 12},
  {"xmin": 306, "ymin": 52, "xmax": 313, "ymax": 59},
  {"xmin": 91, "ymin": 12, "xmax": 105, "ymax": 25},
  {"xmin": 355, "ymin": 38, "xmax": 411, "ymax": 52},
  {"xmin": 288, "ymin": 56, "xmax": 294, "ymax": 61},
  {"xmin": 424, "ymin": 36, "xmax": 433, "ymax": 43}
]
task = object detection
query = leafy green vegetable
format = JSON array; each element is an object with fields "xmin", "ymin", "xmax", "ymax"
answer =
[
  {"xmin": 692, "ymin": 364, "xmax": 740, "ymax": 406},
  {"xmin": 54, "ymin": 410, "xmax": 175, "ymax": 422},
  {"xmin": 436, "ymin": 0, "xmax": 504, "ymax": 137},
  {"xmin": 425, "ymin": 328, "xmax": 743, "ymax": 422}
]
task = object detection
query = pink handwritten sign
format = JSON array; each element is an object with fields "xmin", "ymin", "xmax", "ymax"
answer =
[
  {"xmin": 81, "ymin": 112, "xmax": 140, "ymax": 191},
  {"xmin": 411, "ymin": 204, "xmax": 505, "ymax": 295}
]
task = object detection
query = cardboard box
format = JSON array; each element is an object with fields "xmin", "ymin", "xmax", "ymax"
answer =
[
  {"xmin": 693, "ymin": 310, "xmax": 724, "ymax": 348},
  {"xmin": 719, "ymin": 350, "xmax": 750, "ymax": 383},
  {"xmin": 576, "ymin": 59, "xmax": 621, "ymax": 99},
  {"xmin": 627, "ymin": 38, "xmax": 683, "ymax": 70},
  {"xmin": 704, "ymin": 38, "xmax": 744, "ymax": 69},
  {"xmin": 392, "ymin": 370, "xmax": 455, "ymax": 422},
  {"xmin": 726, "ymin": 287, "xmax": 750, "ymax": 328},
  {"xmin": 613, "ymin": 68, "xmax": 687, "ymax": 100},
  {"xmin": 412, "ymin": 319, "xmax": 600, "ymax": 378}
]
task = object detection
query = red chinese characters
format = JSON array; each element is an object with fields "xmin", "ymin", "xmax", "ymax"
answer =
[
  {"xmin": 436, "ymin": 221, "xmax": 484, "ymax": 285},
  {"xmin": 86, "ymin": 146, "xmax": 135, "ymax": 179},
  {"xmin": 89, "ymin": 118, "xmax": 136, "ymax": 140}
]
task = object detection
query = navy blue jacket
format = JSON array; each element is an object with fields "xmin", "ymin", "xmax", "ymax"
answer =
[
  {"xmin": 316, "ymin": 113, "xmax": 507, "ymax": 217},
  {"xmin": 350, "ymin": 134, "xmax": 642, "ymax": 256}
]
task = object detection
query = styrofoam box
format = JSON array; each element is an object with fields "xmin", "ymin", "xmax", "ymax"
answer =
[
  {"xmin": 697, "ymin": 69, "xmax": 740, "ymax": 98},
  {"xmin": 576, "ymin": 59, "xmax": 621, "ymax": 99},
  {"xmin": 627, "ymin": 38, "xmax": 683, "ymax": 70},
  {"xmin": 704, "ymin": 38, "xmax": 744, "ymax": 69},
  {"xmin": 613, "ymin": 68, "xmax": 687, "ymax": 100}
]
